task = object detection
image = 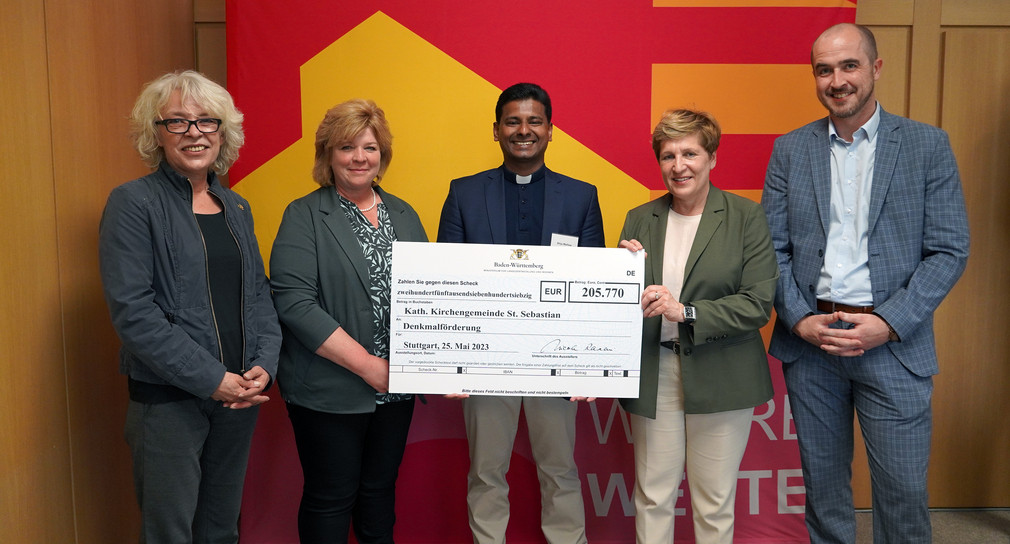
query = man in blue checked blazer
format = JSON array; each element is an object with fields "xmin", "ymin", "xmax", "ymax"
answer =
[{"xmin": 762, "ymin": 24, "xmax": 969, "ymax": 543}]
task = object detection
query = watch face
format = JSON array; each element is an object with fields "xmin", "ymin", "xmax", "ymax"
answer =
[{"xmin": 684, "ymin": 306, "xmax": 696, "ymax": 321}]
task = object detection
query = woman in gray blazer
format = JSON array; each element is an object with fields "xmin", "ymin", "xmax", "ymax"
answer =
[
  {"xmin": 618, "ymin": 109, "xmax": 778, "ymax": 544},
  {"xmin": 270, "ymin": 100, "xmax": 428, "ymax": 543}
]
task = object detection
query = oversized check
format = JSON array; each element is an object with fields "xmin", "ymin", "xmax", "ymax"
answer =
[{"xmin": 389, "ymin": 241, "xmax": 643, "ymax": 397}]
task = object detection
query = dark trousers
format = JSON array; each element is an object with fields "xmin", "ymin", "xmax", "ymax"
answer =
[
  {"xmin": 287, "ymin": 399, "xmax": 414, "ymax": 544},
  {"xmin": 125, "ymin": 398, "xmax": 259, "ymax": 544}
]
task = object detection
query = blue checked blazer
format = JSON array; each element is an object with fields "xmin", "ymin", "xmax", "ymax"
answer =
[{"xmin": 762, "ymin": 108, "xmax": 969, "ymax": 377}]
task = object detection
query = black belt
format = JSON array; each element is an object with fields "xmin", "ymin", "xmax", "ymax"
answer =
[
  {"xmin": 816, "ymin": 300, "xmax": 875, "ymax": 313},
  {"xmin": 659, "ymin": 340, "xmax": 680, "ymax": 354}
]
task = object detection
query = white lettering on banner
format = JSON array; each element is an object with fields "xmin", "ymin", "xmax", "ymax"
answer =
[
  {"xmin": 751, "ymin": 398, "xmax": 797, "ymax": 441},
  {"xmin": 585, "ymin": 473, "xmax": 638, "ymax": 517},
  {"xmin": 752, "ymin": 400, "xmax": 776, "ymax": 440},
  {"xmin": 588, "ymin": 399, "xmax": 633, "ymax": 444},
  {"xmin": 783, "ymin": 395, "xmax": 797, "ymax": 440},
  {"xmin": 596, "ymin": 470, "xmax": 803, "ymax": 517},
  {"xmin": 778, "ymin": 468, "xmax": 805, "ymax": 514},
  {"xmin": 738, "ymin": 470, "xmax": 773, "ymax": 514},
  {"xmin": 736, "ymin": 469, "xmax": 806, "ymax": 515}
]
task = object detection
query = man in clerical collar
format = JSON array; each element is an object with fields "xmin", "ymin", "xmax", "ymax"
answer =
[{"xmin": 437, "ymin": 82, "xmax": 604, "ymax": 544}]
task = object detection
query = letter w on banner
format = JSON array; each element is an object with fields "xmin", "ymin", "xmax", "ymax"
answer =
[{"xmin": 228, "ymin": 1, "xmax": 855, "ymax": 542}]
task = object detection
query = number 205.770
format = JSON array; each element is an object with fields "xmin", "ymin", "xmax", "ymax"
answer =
[
  {"xmin": 581, "ymin": 287, "xmax": 624, "ymax": 298},
  {"xmin": 568, "ymin": 282, "xmax": 639, "ymax": 304}
]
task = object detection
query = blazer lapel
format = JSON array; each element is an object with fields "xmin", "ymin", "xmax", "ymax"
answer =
[
  {"xmin": 319, "ymin": 188, "xmax": 370, "ymax": 292},
  {"xmin": 485, "ymin": 168, "xmax": 508, "ymax": 244},
  {"xmin": 647, "ymin": 195, "xmax": 671, "ymax": 287},
  {"xmin": 542, "ymin": 168, "xmax": 565, "ymax": 246},
  {"xmin": 808, "ymin": 120, "xmax": 833, "ymax": 236},
  {"xmin": 868, "ymin": 110, "xmax": 899, "ymax": 232},
  {"xmin": 378, "ymin": 186, "xmax": 410, "ymax": 237},
  {"xmin": 683, "ymin": 185, "xmax": 724, "ymax": 285}
]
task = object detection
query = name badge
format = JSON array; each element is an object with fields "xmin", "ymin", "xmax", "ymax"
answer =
[{"xmin": 551, "ymin": 233, "xmax": 579, "ymax": 247}]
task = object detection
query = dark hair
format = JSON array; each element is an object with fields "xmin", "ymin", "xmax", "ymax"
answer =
[{"xmin": 495, "ymin": 83, "xmax": 552, "ymax": 123}]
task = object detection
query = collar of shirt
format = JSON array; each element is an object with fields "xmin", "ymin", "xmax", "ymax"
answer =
[
  {"xmin": 502, "ymin": 164, "xmax": 547, "ymax": 186},
  {"xmin": 828, "ymin": 101, "xmax": 881, "ymax": 145}
]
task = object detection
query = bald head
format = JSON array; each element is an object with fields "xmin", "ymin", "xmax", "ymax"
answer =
[{"xmin": 811, "ymin": 23, "xmax": 878, "ymax": 67}]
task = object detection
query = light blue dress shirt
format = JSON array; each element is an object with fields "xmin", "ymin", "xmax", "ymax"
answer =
[{"xmin": 816, "ymin": 102, "xmax": 881, "ymax": 306}]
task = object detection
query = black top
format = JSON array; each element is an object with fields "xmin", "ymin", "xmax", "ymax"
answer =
[
  {"xmin": 195, "ymin": 211, "xmax": 243, "ymax": 374},
  {"xmin": 502, "ymin": 165, "xmax": 546, "ymax": 245},
  {"xmin": 129, "ymin": 210, "xmax": 242, "ymax": 403}
]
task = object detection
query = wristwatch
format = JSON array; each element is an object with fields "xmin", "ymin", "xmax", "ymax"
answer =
[{"xmin": 682, "ymin": 304, "xmax": 696, "ymax": 324}]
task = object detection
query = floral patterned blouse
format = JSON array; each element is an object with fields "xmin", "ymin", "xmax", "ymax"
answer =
[{"xmin": 338, "ymin": 192, "xmax": 412, "ymax": 404}]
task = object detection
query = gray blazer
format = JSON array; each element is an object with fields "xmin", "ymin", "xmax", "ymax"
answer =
[
  {"xmin": 270, "ymin": 185, "xmax": 428, "ymax": 413},
  {"xmin": 620, "ymin": 186, "xmax": 778, "ymax": 417},
  {"xmin": 762, "ymin": 108, "xmax": 970, "ymax": 376}
]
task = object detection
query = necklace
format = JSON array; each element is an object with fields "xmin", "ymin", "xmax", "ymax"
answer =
[{"xmin": 357, "ymin": 188, "xmax": 377, "ymax": 212}]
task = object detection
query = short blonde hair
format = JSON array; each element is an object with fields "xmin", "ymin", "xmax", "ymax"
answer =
[
  {"xmin": 651, "ymin": 109, "xmax": 721, "ymax": 160},
  {"xmin": 130, "ymin": 70, "xmax": 244, "ymax": 174},
  {"xmin": 312, "ymin": 99, "xmax": 393, "ymax": 187}
]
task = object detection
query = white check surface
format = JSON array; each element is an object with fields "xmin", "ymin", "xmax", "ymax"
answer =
[{"xmin": 389, "ymin": 242, "xmax": 643, "ymax": 397}]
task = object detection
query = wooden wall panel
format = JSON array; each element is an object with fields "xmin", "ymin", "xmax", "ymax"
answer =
[
  {"xmin": 0, "ymin": 1, "xmax": 75, "ymax": 541},
  {"xmin": 909, "ymin": 0, "xmax": 943, "ymax": 125},
  {"xmin": 43, "ymin": 1, "xmax": 196, "ymax": 541},
  {"xmin": 195, "ymin": 0, "xmax": 226, "ymax": 22},
  {"xmin": 932, "ymin": 27, "xmax": 1010, "ymax": 507},
  {"xmin": 856, "ymin": 0, "xmax": 915, "ymax": 24},
  {"xmin": 941, "ymin": 0, "xmax": 1010, "ymax": 26},
  {"xmin": 195, "ymin": 0, "xmax": 227, "ymax": 87},
  {"xmin": 197, "ymin": 23, "xmax": 229, "ymax": 87},
  {"xmin": 855, "ymin": 1, "xmax": 1010, "ymax": 509},
  {"xmin": 870, "ymin": 27, "xmax": 912, "ymax": 117}
]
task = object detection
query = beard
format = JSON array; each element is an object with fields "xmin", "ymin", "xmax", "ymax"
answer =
[{"xmin": 823, "ymin": 80, "xmax": 875, "ymax": 119}]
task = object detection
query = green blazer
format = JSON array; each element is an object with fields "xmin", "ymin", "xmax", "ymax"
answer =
[
  {"xmin": 270, "ymin": 185, "xmax": 428, "ymax": 414},
  {"xmin": 619, "ymin": 186, "xmax": 778, "ymax": 417}
]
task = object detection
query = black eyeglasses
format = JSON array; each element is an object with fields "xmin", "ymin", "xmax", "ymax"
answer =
[{"xmin": 155, "ymin": 118, "xmax": 222, "ymax": 134}]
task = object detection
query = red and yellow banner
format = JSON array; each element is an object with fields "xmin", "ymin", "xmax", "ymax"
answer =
[{"xmin": 228, "ymin": 2, "xmax": 854, "ymax": 542}]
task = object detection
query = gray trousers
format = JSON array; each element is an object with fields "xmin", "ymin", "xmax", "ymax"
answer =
[{"xmin": 125, "ymin": 398, "xmax": 259, "ymax": 544}]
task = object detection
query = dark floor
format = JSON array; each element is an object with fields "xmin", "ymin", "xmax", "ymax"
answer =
[{"xmin": 855, "ymin": 509, "xmax": 1010, "ymax": 543}]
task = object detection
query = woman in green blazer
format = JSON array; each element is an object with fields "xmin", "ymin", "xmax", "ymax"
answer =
[
  {"xmin": 618, "ymin": 109, "xmax": 778, "ymax": 544},
  {"xmin": 270, "ymin": 100, "xmax": 428, "ymax": 543}
]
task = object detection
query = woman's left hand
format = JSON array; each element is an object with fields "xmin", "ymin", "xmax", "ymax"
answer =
[{"xmin": 641, "ymin": 285, "xmax": 685, "ymax": 322}]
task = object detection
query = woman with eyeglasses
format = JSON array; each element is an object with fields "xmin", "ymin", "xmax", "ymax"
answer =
[{"xmin": 99, "ymin": 70, "xmax": 280, "ymax": 544}]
